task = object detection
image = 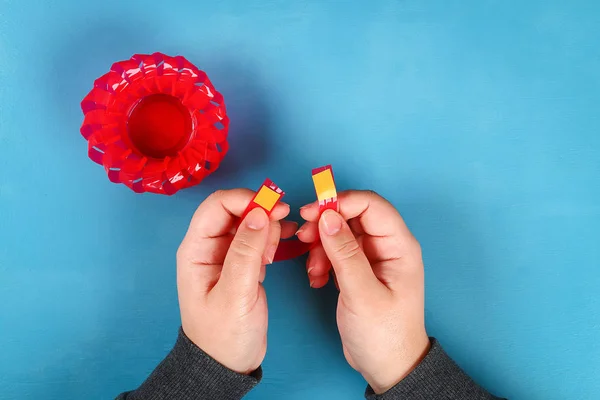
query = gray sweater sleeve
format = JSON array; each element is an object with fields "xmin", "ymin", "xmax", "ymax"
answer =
[
  {"xmin": 365, "ymin": 338, "xmax": 504, "ymax": 400},
  {"xmin": 116, "ymin": 333, "xmax": 502, "ymax": 400},
  {"xmin": 116, "ymin": 329, "xmax": 260, "ymax": 400}
]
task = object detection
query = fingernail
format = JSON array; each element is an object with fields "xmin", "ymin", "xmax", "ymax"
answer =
[
  {"xmin": 266, "ymin": 245, "xmax": 278, "ymax": 264},
  {"xmin": 307, "ymin": 266, "xmax": 315, "ymax": 275},
  {"xmin": 309, "ymin": 278, "xmax": 314, "ymax": 288},
  {"xmin": 321, "ymin": 210, "xmax": 342, "ymax": 236},
  {"xmin": 245, "ymin": 208, "xmax": 268, "ymax": 230},
  {"xmin": 295, "ymin": 227, "xmax": 304, "ymax": 236},
  {"xmin": 299, "ymin": 204, "xmax": 313, "ymax": 214}
]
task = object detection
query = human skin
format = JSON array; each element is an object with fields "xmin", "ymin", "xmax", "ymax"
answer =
[{"xmin": 297, "ymin": 190, "xmax": 430, "ymax": 393}]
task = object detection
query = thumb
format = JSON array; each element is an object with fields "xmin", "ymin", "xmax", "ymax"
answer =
[
  {"xmin": 318, "ymin": 210, "xmax": 383, "ymax": 298},
  {"xmin": 219, "ymin": 208, "xmax": 270, "ymax": 296}
]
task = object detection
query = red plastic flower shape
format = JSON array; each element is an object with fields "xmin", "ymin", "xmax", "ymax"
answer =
[{"xmin": 80, "ymin": 52, "xmax": 229, "ymax": 194}]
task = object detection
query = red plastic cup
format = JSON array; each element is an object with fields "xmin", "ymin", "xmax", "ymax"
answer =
[{"xmin": 80, "ymin": 52, "xmax": 229, "ymax": 194}]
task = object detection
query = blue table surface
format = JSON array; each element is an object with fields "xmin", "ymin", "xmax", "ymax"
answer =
[{"xmin": 1, "ymin": 1, "xmax": 599, "ymax": 399}]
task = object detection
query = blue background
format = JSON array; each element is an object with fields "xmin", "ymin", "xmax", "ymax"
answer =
[{"xmin": 1, "ymin": 1, "xmax": 599, "ymax": 399}]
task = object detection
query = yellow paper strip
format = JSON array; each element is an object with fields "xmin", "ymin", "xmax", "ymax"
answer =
[
  {"xmin": 312, "ymin": 169, "xmax": 337, "ymax": 201},
  {"xmin": 254, "ymin": 185, "xmax": 281, "ymax": 211}
]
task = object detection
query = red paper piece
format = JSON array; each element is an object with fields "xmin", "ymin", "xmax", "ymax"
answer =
[
  {"xmin": 239, "ymin": 179, "xmax": 285, "ymax": 224},
  {"xmin": 80, "ymin": 52, "xmax": 229, "ymax": 195},
  {"xmin": 311, "ymin": 165, "xmax": 339, "ymax": 213}
]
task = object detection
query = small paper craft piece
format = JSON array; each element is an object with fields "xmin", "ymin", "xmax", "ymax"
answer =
[
  {"xmin": 312, "ymin": 165, "xmax": 339, "ymax": 212},
  {"xmin": 80, "ymin": 52, "xmax": 229, "ymax": 195},
  {"xmin": 240, "ymin": 179, "xmax": 285, "ymax": 224},
  {"xmin": 255, "ymin": 185, "xmax": 282, "ymax": 211}
]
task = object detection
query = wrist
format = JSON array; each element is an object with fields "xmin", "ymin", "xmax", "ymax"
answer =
[
  {"xmin": 182, "ymin": 325, "xmax": 262, "ymax": 376},
  {"xmin": 367, "ymin": 333, "xmax": 431, "ymax": 394}
]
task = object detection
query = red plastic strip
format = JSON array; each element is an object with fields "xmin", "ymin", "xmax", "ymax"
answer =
[{"xmin": 273, "ymin": 240, "xmax": 313, "ymax": 261}]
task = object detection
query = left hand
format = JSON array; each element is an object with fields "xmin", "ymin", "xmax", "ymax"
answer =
[{"xmin": 176, "ymin": 189, "xmax": 297, "ymax": 374}]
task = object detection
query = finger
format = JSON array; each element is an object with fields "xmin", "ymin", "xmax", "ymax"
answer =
[
  {"xmin": 188, "ymin": 189, "xmax": 289, "ymax": 241},
  {"xmin": 301, "ymin": 190, "xmax": 409, "ymax": 237},
  {"xmin": 306, "ymin": 244, "xmax": 331, "ymax": 278},
  {"xmin": 360, "ymin": 234, "xmax": 417, "ymax": 263},
  {"xmin": 296, "ymin": 221, "xmax": 319, "ymax": 243},
  {"xmin": 281, "ymin": 220, "xmax": 298, "ymax": 239},
  {"xmin": 299, "ymin": 202, "xmax": 318, "ymax": 220},
  {"xmin": 353, "ymin": 229, "xmax": 423, "ymax": 292},
  {"xmin": 176, "ymin": 261, "xmax": 222, "ymax": 297},
  {"xmin": 309, "ymin": 274, "xmax": 330, "ymax": 289},
  {"xmin": 177, "ymin": 234, "xmax": 233, "ymax": 297},
  {"xmin": 348, "ymin": 218, "xmax": 366, "ymax": 236},
  {"xmin": 178, "ymin": 234, "xmax": 234, "ymax": 267},
  {"xmin": 218, "ymin": 208, "xmax": 270, "ymax": 296},
  {"xmin": 318, "ymin": 210, "xmax": 385, "ymax": 298},
  {"xmin": 302, "ymin": 190, "xmax": 418, "ymax": 260},
  {"xmin": 298, "ymin": 219, "xmax": 364, "ymax": 246},
  {"xmin": 331, "ymin": 269, "xmax": 340, "ymax": 291},
  {"xmin": 259, "ymin": 264, "xmax": 267, "ymax": 283},
  {"xmin": 299, "ymin": 201, "xmax": 320, "ymax": 221},
  {"xmin": 179, "ymin": 189, "xmax": 289, "ymax": 267},
  {"xmin": 263, "ymin": 219, "xmax": 282, "ymax": 265}
]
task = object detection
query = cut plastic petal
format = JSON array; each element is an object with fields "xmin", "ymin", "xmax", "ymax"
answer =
[
  {"xmin": 81, "ymin": 87, "xmax": 113, "ymax": 112},
  {"xmin": 88, "ymin": 143, "xmax": 105, "ymax": 165},
  {"xmin": 110, "ymin": 59, "xmax": 144, "ymax": 83},
  {"xmin": 94, "ymin": 72, "xmax": 126, "ymax": 93}
]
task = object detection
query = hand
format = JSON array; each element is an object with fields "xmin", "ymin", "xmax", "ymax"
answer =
[
  {"xmin": 176, "ymin": 189, "xmax": 296, "ymax": 374},
  {"xmin": 297, "ymin": 190, "xmax": 430, "ymax": 393}
]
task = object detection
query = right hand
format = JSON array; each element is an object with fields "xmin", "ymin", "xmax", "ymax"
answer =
[{"xmin": 297, "ymin": 190, "xmax": 431, "ymax": 394}]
